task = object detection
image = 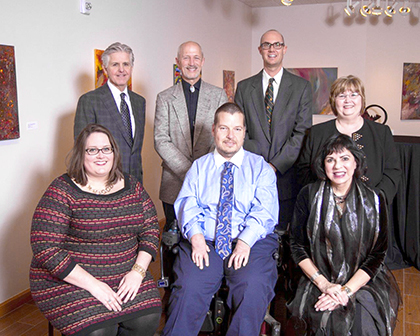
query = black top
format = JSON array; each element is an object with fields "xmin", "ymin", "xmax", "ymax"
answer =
[
  {"xmin": 182, "ymin": 78, "xmax": 201, "ymax": 141},
  {"xmin": 297, "ymin": 118, "xmax": 401, "ymax": 204}
]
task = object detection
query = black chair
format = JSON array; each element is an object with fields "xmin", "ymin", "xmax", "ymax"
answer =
[{"xmin": 158, "ymin": 220, "xmax": 282, "ymax": 336}]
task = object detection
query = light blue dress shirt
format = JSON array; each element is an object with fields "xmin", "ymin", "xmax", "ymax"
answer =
[{"xmin": 174, "ymin": 148, "xmax": 279, "ymax": 248}]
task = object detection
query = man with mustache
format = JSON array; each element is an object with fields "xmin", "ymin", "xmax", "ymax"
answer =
[
  {"xmin": 154, "ymin": 41, "xmax": 227, "ymax": 228},
  {"xmin": 235, "ymin": 30, "xmax": 313, "ymax": 230},
  {"xmin": 162, "ymin": 103, "xmax": 279, "ymax": 336}
]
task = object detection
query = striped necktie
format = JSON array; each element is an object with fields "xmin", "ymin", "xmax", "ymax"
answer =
[
  {"xmin": 120, "ymin": 92, "xmax": 133, "ymax": 146},
  {"xmin": 215, "ymin": 161, "xmax": 234, "ymax": 260},
  {"xmin": 265, "ymin": 77, "xmax": 275, "ymax": 126}
]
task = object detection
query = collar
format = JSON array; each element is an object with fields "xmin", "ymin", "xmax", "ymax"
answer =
[
  {"xmin": 181, "ymin": 78, "xmax": 201, "ymax": 93},
  {"xmin": 263, "ymin": 67, "xmax": 284, "ymax": 84},
  {"xmin": 107, "ymin": 81, "xmax": 129, "ymax": 98},
  {"xmin": 213, "ymin": 147, "xmax": 244, "ymax": 169}
]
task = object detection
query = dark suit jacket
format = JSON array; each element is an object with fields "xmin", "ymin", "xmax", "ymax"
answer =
[
  {"xmin": 235, "ymin": 69, "xmax": 312, "ymax": 201},
  {"xmin": 74, "ymin": 84, "xmax": 145, "ymax": 183}
]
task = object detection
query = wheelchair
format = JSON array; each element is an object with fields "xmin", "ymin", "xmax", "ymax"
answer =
[{"xmin": 158, "ymin": 220, "xmax": 285, "ymax": 336}]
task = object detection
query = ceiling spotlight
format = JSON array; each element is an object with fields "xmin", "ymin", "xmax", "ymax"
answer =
[
  {"xmin": 281, "ymin": 0, "xmax": 293, "ymax": 6},
  {"xmin": 360, "ymin": 1, "xmax": 373, "ymax": 16},
  {"xmin": 385, "ymin": 1, "xmax": 398, "ymax": 16},
  {"xmin": 345, "ymin": 0, "xmax": 360, "ymax": 15},
  {"xmin": 371, "ymin": 0, "xmax": 383, "ymax": 15},
  {"xmin": 399, "ymin": 1, "xmax": 411, "ymax": 15}
]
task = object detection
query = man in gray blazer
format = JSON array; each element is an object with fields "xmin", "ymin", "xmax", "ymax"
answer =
[
  {"xmin": 235, "ymin": 30, "xmax": 312, "ymax": 230},
  {"xmin": 154, "ymin": 41, "xmax": 228, "ymax": 226},
  {"xmin": 74, "ymin": 42, "xmax": 145, "ymax": 183}
]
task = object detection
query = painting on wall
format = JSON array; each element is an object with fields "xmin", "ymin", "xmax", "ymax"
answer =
[
  {"xmin": 223, "ymin": 70, "xmax": 235, "ymax": 102},
  {"xmin": 286, "ymin": 67, "xmax": 337, "ymax": 115},
  {"xmin": 401, "ymin": 63, "xmax": 420, "ymax": 120},
  {"xmin": 0, "ymin": 44, "xmax": 20, "ymax": 140},
  {"xmin": 173, "ymin": 64, "xmax": 182, "ymax": 85},
  {"xmin": 95, "ymin": 49, "xmax": 132, "ymax": 90}
]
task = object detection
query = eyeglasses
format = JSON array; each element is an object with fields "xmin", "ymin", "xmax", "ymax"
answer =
[
  {"xmin": 85, "ymin": 147, "xmax": 114, "ymax": 155},
  {"xmin": 260, "ymin": 42, "xmax": 285, "ymax": 50},
  {"xmin": 336, "ymin": 92, "xmax": 360, "ymax": 100}
]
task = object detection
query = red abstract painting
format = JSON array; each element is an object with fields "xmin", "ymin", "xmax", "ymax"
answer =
[{"xmin": 0, "ymin": 44, "xmax": 19, "ymax": 140}]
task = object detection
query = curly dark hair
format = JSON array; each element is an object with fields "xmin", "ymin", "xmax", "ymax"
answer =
[{"xmin": 313, "ymin": 134, "xmax": 366, "ymax": 181}]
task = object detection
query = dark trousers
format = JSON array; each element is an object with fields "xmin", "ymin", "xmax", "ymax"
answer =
[
  {"xmin": 162, "ymin": 235, "xmax": 279, "ymax": 336},
  {"xmin": 162, "ymin": 202, "xmax": 176, "ymax": 229}
]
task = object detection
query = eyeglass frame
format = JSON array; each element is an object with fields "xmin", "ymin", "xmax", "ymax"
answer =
[
  {"xmin": 260, "ymin": 42, "xmax": 285, "ymax": 50},
  {"xmin": 85, "ymin": 146, "xmax": 114, "ymax": 155},
  {"xmin": 336, "ymin": 92, "xmax": 361, "ymax": 101}
]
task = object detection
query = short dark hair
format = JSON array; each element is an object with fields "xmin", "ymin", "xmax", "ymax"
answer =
[
  {"xmin": 313, "ymin": 134, "xmax": 366, "ymax": 181},
  {"xmin": 213, "ymin": 102, "xmax": 245, "ymax": 126},
  {"xmin": 67, "ymin": 124, "xmax": 123, "ymax": 186}
]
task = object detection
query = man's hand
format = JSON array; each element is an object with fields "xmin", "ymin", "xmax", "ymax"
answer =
[
  {"xmin": 228, "ymin": 239, "xmax": 250, "ymax": 270},
  {"xmin": 191, "ymin": 234, "xmax": 210, "ymax": 270}
]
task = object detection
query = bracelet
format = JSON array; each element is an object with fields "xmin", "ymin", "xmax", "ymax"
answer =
[
  {"xmin": 341, "ymin": 285, "xmax": 353, "ymax": 298},
  {"xmin": 309, "ymin": 271, "xmax": 321, "ymax": 283},
  {"xmin": 132, "ymin": 264, "xmax": 146, "ymax": 278}
]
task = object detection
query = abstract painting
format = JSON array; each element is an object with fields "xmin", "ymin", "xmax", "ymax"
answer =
[
  {"xmin": 223, "ymin": 70, "xmax": 235, "ymax": 102},
  {"xmin": 401, "ymin": 63, "xmax": 420, "ymax": 120},
  {"xmin": 173, "ymin": 64, "xmax": 182, "ymax": 85},
  {"xmin": 0, "ymin": 44, "xmax": 19, "ymax": 140},
  {"xmin": 286, "ymin": 67, "xmax": 337, "ymax": 115},
  {"xmin": 95, "ymin": 49, "xmax": 132, "ymax": 90}
]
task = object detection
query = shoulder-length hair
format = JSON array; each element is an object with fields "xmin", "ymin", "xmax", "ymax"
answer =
[
  {"xmin": 329, "ymin": 75, "xmax": 366, "ymax": 116},
  {"xmin": 313, "ymin": 134, "xmax": 366, "ymax": 181},
  {"xmin": 67, "ymin": 124, "xmax": 123, "ymax": 186}
]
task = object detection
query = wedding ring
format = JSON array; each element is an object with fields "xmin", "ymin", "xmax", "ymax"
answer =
[{"xmin": 107, "ymin": 299, "xmax": 112, "ymax": 303}]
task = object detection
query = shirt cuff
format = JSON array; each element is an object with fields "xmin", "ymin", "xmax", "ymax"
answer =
[
  {"xmin": 237, "ymin": 227, "xmax": 260, "ymax": 248},
  {"xmin": 186, "ymin": 225, "xmax": 204, "ymax": 241}
]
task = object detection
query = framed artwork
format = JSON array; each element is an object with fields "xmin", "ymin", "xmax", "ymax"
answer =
[
  {"xmin": 173, "ymin": 64, "xmax": 182, "ymax": 85},
  {"xmin": 223, "ymin": 70, "xmax": 235, "ymax": 102},
  {"xmin": 95, "ymin": 49, "xmax": 132, "ymax": 90},
  {"xmin": 286, "ymin": 67, "xmax": 337, "ymax": 115},
  {"xmin": 401, "ymin": 63, "xmax": 420, "ymax": 120},
  {"xmin": 0, "ymin": 44, "xmax": 20, "ymax": 140}
]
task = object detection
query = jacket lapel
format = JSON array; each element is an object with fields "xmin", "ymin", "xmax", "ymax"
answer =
[
  {"xmin": 172, "ymin": 83, "xmax": 193, "ymax": 155},
  {"xmin": 251, "ymin": 71, "xmax": 271, "ymax": 142},
  {"xmin": 193, "ymin": 81, "xmax": 211, "ymax": 148},
  {"xmin": 271, "ymin": 69, "xmax": 292, "ymax": 135},
  {"xmin": 100, "ymin": 85, "xmax": 134, "ymax": 149}
]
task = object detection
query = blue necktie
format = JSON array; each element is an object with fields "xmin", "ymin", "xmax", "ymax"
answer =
[
  {"xmin": 120, "ymin": 93, "xmax": 133, "ymax": 147},
  {"xmin": 215, "ymin": 161, "xmax": 234, "ymax": 259}
]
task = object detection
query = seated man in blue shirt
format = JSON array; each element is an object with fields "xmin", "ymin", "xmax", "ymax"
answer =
[{"xmin": 162, "ymin": 102, "xmax": 279, "ymax": 336}]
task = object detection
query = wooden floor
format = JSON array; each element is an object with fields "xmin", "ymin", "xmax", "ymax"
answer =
[{"xmin": 1, "ymin": 267, "xmax": 419, "ymax": 336}]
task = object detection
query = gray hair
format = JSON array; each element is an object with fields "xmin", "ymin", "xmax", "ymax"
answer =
[
  {"xmin": 102, "ymin": 42, "xmax": 134, "ymax": 68},
  {"xmin": 177, "ymin": 41, "xmax": 204, "ymax": 60}
]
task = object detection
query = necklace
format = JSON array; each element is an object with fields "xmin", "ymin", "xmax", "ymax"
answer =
[
  {"xmin": 333, "ymin": 193, "xmax": 347, "ymax": 204},
  {"xmin": 87, "ymin": 183, "xmax": 114, "ymax": 195}
]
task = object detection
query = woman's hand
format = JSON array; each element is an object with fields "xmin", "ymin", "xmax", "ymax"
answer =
[
  {"xmin": 117, "ymin": 270, "xmax": 144, "ymax": 303},
  {"xmin": 89, "ymin": 280, "xmax": 123, "ymax": 312},
  {"xmin": 314, "ymin": 283, "xmax": 349, "ymax": 311}
]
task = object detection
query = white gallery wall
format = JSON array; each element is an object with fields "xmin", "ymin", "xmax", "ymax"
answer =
[
  {"xmin": 251, "ymin": 3, "xmax": 420, "ymax": 135},
  {"xmin": 0, "ymin": 0, "xmax": 252, "ymax": 303},
  {"xmin": 1, "ymin": 0, "xmax": 419, "ymax": 305}
]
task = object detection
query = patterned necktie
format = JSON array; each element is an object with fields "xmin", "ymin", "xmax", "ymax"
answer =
[
  {"xmin": 120, "ymin": 93, "xmax": 133, "ymax": 146},
  {"xmin": 265, "ymin": 78, "xmax": 275, "ymax": 126},
  {"xmin": 215, "ymin": 161, "xmax": 234, "ymax": 260}
]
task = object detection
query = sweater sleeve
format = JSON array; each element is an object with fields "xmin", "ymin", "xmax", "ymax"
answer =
[
  {"xmin": 30, "ymin": 178, "xmax": 77, "ymax": 280},
  {"xmin": 135, "ymin": 181, "xmax": 160, "ymax": 260}
]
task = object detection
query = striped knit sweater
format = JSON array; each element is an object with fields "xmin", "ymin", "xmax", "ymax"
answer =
[{"xmin": 30, "ymin": 174, "xmax": 161, "ymax": 335}]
